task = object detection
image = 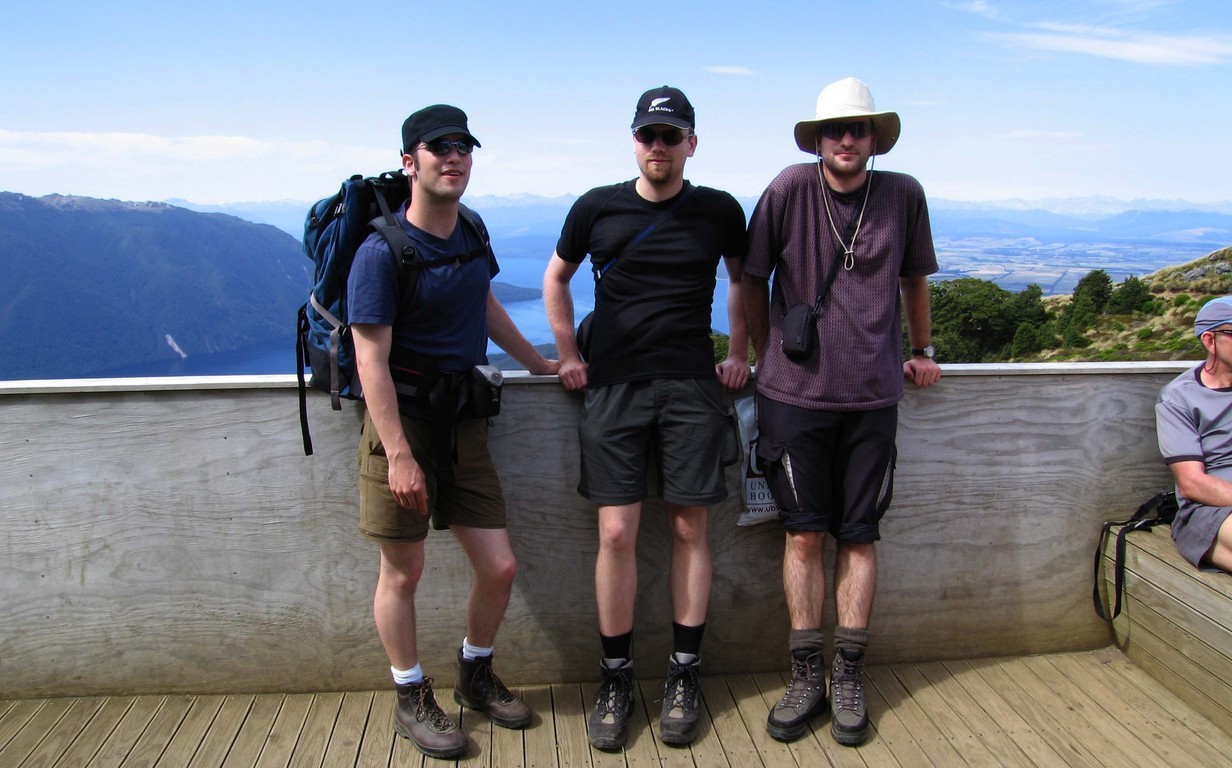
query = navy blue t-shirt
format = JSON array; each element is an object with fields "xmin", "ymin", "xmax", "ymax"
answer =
[{"xmin": 347, "ymin": 204, "xmax": 498, "ymax": 393}]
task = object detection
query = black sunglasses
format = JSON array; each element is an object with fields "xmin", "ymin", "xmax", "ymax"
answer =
[
  {"xmin": 1210, "ymin": 329, "xmax": 1232, "ymax": 338},
  {"xmin": 421, "ymin": 138, "xmax": 476, "ymax": 156},
  {"xmin": 633, "ymin": 127, "xmax": 690, "ymax": 146},
  {"xmin": 819, "ymin": 121, "xmax": 872, "ymax": 141}
]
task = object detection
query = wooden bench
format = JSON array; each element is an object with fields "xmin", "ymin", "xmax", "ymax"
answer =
[{"xmin": 1102, "ymin": 524, "xmax": 1232, "ymax": 735}]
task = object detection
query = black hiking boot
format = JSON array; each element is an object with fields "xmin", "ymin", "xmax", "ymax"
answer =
[
  {"xmin": 588, "ymin": 660, "xmax": 634, "ymax": 751},
  {"xmin": 766, "ymin": 651, "xmax": 827, "ymax": 742},
  {"xmin": 830, "ymin": 648, "xmax": 869, "ymax": 746},
  {"xmin": 658, "ymin": 656, "xmax": 702, "ymax": 745}
]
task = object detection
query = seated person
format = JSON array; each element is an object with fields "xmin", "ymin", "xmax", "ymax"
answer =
[{"xmin": 1156, "ymin": 295, "xmax": 1232, "ymax": 573}]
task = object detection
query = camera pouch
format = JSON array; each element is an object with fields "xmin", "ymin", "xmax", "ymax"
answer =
[
  {"xmin": 781, "ymin": 303, "xmax": 817, "ymax": 360},
  {"xmin": 575, "ymin": 311, "xmax": 594, "ymax": 362},
  {"xmin": 457, "ymin": 364, "xmax": 503, "ymax": 420}
]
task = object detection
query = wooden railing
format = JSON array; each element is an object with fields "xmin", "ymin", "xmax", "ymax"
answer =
[{"xmin": 0, "ymin": 363, "xmax": 1188, "ymax": 698}]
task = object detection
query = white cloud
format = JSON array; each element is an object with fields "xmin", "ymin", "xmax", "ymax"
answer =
[
  {"xmin": 0, "ymin": 128, "xmax": 389, "ymax": 203},
  {"xmin": 999, "ymin": 24, "xmax": 1232, "ymax": 65},
  {"xmin": 945, "ymin": 1, "xmax": 1000, "ymax": 20},
  {"xmin": 704, "ymin": 65, "xmax": 756, "ymax": 76}
]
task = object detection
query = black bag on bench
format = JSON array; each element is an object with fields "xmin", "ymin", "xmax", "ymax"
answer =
[{"xmin": 1092, "ymin": 490, "xmax": 1178, "ymax": 620}]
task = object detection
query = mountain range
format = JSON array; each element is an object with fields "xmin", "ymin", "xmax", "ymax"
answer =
[{"xmin": 4, "ymin": 189, "xmax": 1231, "ymax": 381}]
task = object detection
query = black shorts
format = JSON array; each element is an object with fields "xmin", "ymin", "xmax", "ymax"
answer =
[
  {"xmin": 755, "ymin": 395, "xmax": 897, "ymax": 542},
  {"xmin": 578, "ymin": 378, "xmax": 736, "ymax": 507}
]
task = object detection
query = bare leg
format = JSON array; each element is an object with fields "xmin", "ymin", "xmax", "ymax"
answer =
[
  {"xmin": 834, "ymin": 542, "xmax": 877, "ymax": 629},
  {"xmin": 1206, "ymin": 515, "xmax": 1232, "ymax": 573},
  {"xmin": 667, "ymin": 503, "xmax": 711, "ymax": 626},
  {"xmin": 783, "ymin": 531, "xmax": 826, "ymax": 629},
  {"xmin": 374, "ymin": 539, "xmax": 426, "ymax": 669},
  {"xmin": 595, "ymin": 503, "xmax": 642, "ymax": 636},
  {"xmin": 451, "ymin": 526, "xmax": 519, "ymax": 647}
]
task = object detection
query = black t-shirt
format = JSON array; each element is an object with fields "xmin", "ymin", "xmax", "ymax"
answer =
[{"xmin": 556, "ymin": 180, "xmax": 747, "ymax": 386}]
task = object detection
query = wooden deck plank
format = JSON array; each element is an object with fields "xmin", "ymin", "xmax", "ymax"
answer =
[
  {"xmin": 44, "ymin": 696, "xmax": 135, "ymax": 767},
  {"xmin": 321, "ymin": 692, "xmax": 373, "ymax": 768},
  {"xmin": 966, "ymin": 657, "xmax": 1109, "ymax": 768},
  {"xmin": 220, "ymin": 694, "xmax": 284, "ymax": 768},
  {"xmin": 1047, "ymin": 651, "xmax": 1220, "ymax": 768},
  {"xmin": 1017, "ymin": 655, "xmax": 1174, "ymax": 768},
  {"xmin": 723, "ymin": 673, "xmax": 800, "ymax": 768},
  {"xmin": 912, "ymin": 661, "xmax": 1036, "ymax": 768},
  {"xmin": 188, "ymin": 694, "xmax": 257, "ymax": 768},
  {"xmin": 123, "ymin": 695, "xmax": 196, "ymax": 768},
  {"xmin": 519, "ymin": 685, "xmax": 556, "ymax": 768},
  {"xmin": 489, "ymin": 685, "xmax": 526, "ymax": 768},
  {"xmin": 287, "ymin": 692, "xmax": 345, "ymax": 768},
  {"xmin": 0, "ymin": 699, "xmax": 46, "ymax": 753},
  {"xmin": 939, "ymin": 661, "xmax": 1073, "ymax": 768},
  {"xmin": 11, "ymin": 696, "xmax": 104, "ymax": 767},
  {"xmin": 2, "ymin": 650, "xmax": 1230, "ymax": 767},
  {"xmin": 0, "ymin": 698, "xmax": 73, "ymax": 767},
  {"xmin": 1095, "ymin": 646, "xmax": 1232, "ymax": 760},
  {"xmin": 698, "ymin": 676, "xmax": 760, "ymax": 768},
  {"xmin": 354, "ymin": 691, "xmax": 397, "ymax": 768},
  {"xmin": 154, "ymin": 694, "xmax": 226, "ymax": 767},
  {"xmin": 866, "ymin": 665, "xmax": 965, "ymax": 767},
  {"xmin": 887, "ymin": 663, "xmax": 1002, "ymax": 767},
  {"xmin": 90, "ymin": 695, "xmax": 169, "ymax": 768},
  {"xmin": 548, "ymin": 684, "xmax": 592, "ymax": 768},
  {"xmin": 457, "ymin": 690, "xmax": 493, "ymax": 766},
  {"xmin": 858, "ymin": 673, "xmax": 922, "ymax": 768}
]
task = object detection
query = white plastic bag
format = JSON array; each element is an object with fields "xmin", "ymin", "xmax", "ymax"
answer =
[{"xmin": 734, "ymin": 396, "xmax": 780, "ymax": 526}]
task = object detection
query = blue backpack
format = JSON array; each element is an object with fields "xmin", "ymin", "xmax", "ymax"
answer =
[{"xmin": 295, "ymin": 171, "xmax": 490, "ymax": 455}]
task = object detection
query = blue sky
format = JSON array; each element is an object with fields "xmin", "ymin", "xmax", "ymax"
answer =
[{"xmin": 1, "ymin": 0, "xmax": 1229, "ymax": 206}]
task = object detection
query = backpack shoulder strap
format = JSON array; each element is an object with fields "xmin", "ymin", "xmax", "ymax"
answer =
[{"xmin": 1093, "ymin": 491, "xmax": 1177, "ymax": 620}]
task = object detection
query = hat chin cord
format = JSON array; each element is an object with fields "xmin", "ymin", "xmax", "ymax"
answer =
[{"xmin": 815, "ymin": 136, "xmax": 875, "ymax": 270}]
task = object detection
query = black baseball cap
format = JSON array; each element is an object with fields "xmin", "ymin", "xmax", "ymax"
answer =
[
  {"xmin": 401, "ymin": 104, "xmax": 480, "ymax": 154},
  {"xmin": 630, "ymin": 86, "xmax": 695, "ymax": 131}
]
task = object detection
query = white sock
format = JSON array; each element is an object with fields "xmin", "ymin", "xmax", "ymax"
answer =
[
  {"xmin": 391, "ymin": 664, "xmax": 423, "ymax": 685},
  {"xmin": 462, "ymin": 637, "xmax": 493, "ymax": 661},
  {"xmin": 672, "ymin": 652, "xmax": 698, "ymax": 665}
]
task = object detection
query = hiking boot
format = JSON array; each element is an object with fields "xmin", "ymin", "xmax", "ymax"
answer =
[
  {"xmin": 658, "ymin": 656, "xmax": 702, "ymax": 745},
  {"xmin": 393, "ymin": 678, "xmax": 467, "ymax": 759},
  {"xmin": 830, "ymin": 648, "xmax": 869, "ymax": 746},
  {"xmin": 453, "ymin": 649, "xmax": 532, "ymax": 729},
  {"xmin": 588, "ymin": 660, "xmax": 635, "ymax": 751},
  {"xmin": 766, "ymin": 651, "xmax": 827, "ymax": 742}
]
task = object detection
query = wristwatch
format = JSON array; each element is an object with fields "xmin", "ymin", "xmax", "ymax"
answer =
[{"xmin": 910, "ymin": 344, "xmax": 936, "ymax": 359}]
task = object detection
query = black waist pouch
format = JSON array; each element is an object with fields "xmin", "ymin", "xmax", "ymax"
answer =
[{"xmin": 781, "ymin": 303, "xmax": 817, "ymax": 360}]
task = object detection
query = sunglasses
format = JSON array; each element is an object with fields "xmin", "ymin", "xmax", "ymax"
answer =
[
  {"xmin": 819, "ymin": 121, "xmax": 872, "ymax": 141},
  {"xmin": 1210, "ymin": 329, "xmax": 1232, "ymax": 338},
  {"xmin": 421, "ymin": 138, "xmax": 476, "ymax": 156},
  {"xmin": 633, "ymin": 127, "xmax": 690, "ymax": 146}
]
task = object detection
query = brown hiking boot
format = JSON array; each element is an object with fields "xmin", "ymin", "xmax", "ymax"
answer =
[
  {"xmin": 393, "ymin": 678, "xmax": 467, "ymax": 759},
  {"xmin": 766, "ymin": 651, "xmax": 827, "ymax": 742},
  {"xmin": 453, "ymin": 649, "xmax": 532, "ymax": 729},
  {"xmin": 830, "ymin": 648, "xmax": 869, "ymax": 745}
]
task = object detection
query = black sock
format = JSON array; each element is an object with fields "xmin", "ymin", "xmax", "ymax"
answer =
[
  {"xmin": 672, "ymin": 621, "xmax": 706, "ymax": 658},
  {"xmin": 600, "ymin": 631, "xmax": 633, "ymax": 662}
]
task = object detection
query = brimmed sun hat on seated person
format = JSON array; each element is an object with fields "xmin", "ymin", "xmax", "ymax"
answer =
[{"xmin": 794, "ymin": 77, "xmax": 901, "ymax": 156}]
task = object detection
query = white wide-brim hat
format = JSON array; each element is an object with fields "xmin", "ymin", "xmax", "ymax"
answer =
[{"xmin": 793, "ymin": 77, "xmax": 901, "ymax": 156}]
